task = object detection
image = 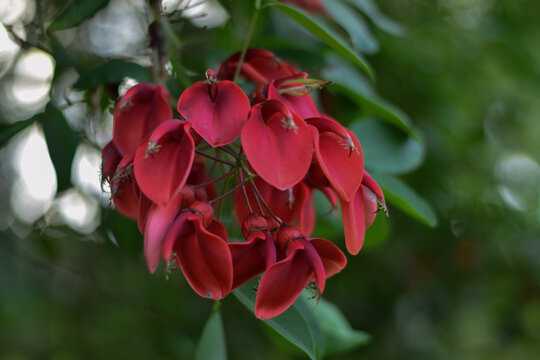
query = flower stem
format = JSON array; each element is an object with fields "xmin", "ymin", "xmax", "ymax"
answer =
[
  {"xmin": 195, "ymin": 150, "xmax": 235, "ymax": 167},
  {"xmin": 239, "ymin": 171, "xmax": 254, "ymax": 214},
  {"xmin": 209, "ymin": 176, "xmax": 253, "ymax": 205},
  {"xmin": 192, "ymin": 168, "xmax": 237, "ymax": 189},
  {"xmin": 233, "ymin": 3, "xmax": 260, "ymax": 82},
  {"xmin": 250, "ymin": 182, "xmax": 282, "ymax": 224}
]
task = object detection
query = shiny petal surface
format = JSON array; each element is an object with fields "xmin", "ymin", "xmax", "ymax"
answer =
[
  {"xmin": 177, "ymin": 80, "xmax": 250, "ymax": 147},
  {"xmin": 169, "ymin": 215, "xmax": 233, "ymax": 300},
  {"xmin": 309, "ymin": 117, "xmax": 364, "ymax": 201},
  {"xmin": 339, "ymin": 186, "xmax": 367, "ymax": 255},
  {"xmin": 134, "ymin": 120, "xmax": 195, "ymax": 205},
  {"xmin": 143, "ymin": 193, "xmax": 185, "ymax": 273},
  {"xmin": 242, "ymin": 100, "xmax": 313, "ymax": 190},
  {"xmin": 113, "ymin": 83, "xmax": 172, "ymax": 156},
  {"xmin": 255, "ymin": 244, "xmax": 312, "ymax": 319}
]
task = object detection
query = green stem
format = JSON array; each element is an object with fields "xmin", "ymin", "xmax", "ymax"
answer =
[{"xmin": 232, "ymin": 3, "xmax": 260, "ymax": 82}]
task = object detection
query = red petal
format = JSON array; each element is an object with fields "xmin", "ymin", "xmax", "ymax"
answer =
[
  {"xmin": 255, "ymin": 245, "xmax": 312, "ymax": 319},
  {"xmin": 309, "ymin": 238, "xmax": 347, "ymax": 278},
  {"xmin": 229, "ymin": 230, "xmax": 276, "ymax": 289},
  {"xmin": 177, "ymin": 80, "xmax": 250, "ymax": 147},
  {"xmin": 143, "ymin": 193, "xmax": 185, "ymax": 273},
  {"xmin": 309, "ymin": 118, "xmax": 364, "ymax": 201},
  {"xmin": 268, "ymin": 76, "xmax": 319, "ymax": 119},
  {"xmin": 111, "ymin": 154, "xmax": 139, "ymax": 219},
  {"xmin": 170, "ymin": 215, "xmax": 233, "ymax": 299},
  {"xmin": 242, "ymin": 100, "xmax": 313, "ymax": 190},
  {"xmin": 137, "ymin": 193, "xmax": 153, "ymax": 234},
  {"xmin": 134, "ymin": 120, "xmax": 195, "ymax": 205},
  {"xmin": 339, "ymin": 187, "xmax": 366, "ymax": 255},
  {"xmin": 113, "ymin": 83, "xmax": 172, "ymax": 156}
]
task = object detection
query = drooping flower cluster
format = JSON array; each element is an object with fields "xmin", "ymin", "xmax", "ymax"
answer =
[{"xmin": 101, "ymin": 49, "xmax": 386, "ymax": 319}]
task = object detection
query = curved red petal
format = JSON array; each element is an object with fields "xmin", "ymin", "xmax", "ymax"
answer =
[
  {"xmin": 134, "ymin": 120, "xmax": 195, "ymax": 205},
  {"xmin": 111, "ymin": 154, "xmax": 139, "ymax": 220},
  {"xmin": 339, "ymin": 187, "xmax": 367, "ymax": 255},
  {"xmin": 242, "ymin": 100, "xmax": 313, "ymax": 190},
  {"xmin": 229, "ymin": 230, "xmax": 276, "ymax": 289},
  {"xmin": 255, "ymin": 248, "xmax": 312, "ymax": 319},
  {"xmin": 177, "ymin": 80, "xmax": 250, "ymax": 147},
  {"xmin": 113, "ymin": 83, "xmax": 172, "ymax": 156},
  {"xmin": 309, "ymin": 119, "xmax": 364, "ymax": 201},
  {"xmin": 143, "ymin": 193, "xmax": 185, "ymax": 273},
  {"xmin": 172, "ymin": 215, "xmax": 233, "ymax": 300},
  {"xmin": 309, "ymin": 238, "xmax": 347, "ymax": 278}
]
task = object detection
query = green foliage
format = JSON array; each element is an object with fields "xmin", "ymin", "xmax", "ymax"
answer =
[
  {"xmin": 234, "ymin": 279, "xmax": 322, "ymax": 360},
  {"xmin": 267, "ymin": 2, "xmax": 374, "ymax": 79},
  {"xmin": 48, "ymin": 0, "xmax": 111, "ymax": 32},
  {"xmin": 371, "ymin": 172, "xmax": 438, "ymax": 227},
  {"xmin": 74, "ymin": 61, "xmax": 153, "ymax": 90},
  {"xmin": 40, "ymin": 104, "xmax": 79, "ymax": 192},
  {"xmin": 196, "ymin": 307, "xmax": 227, "ymax": 360}
]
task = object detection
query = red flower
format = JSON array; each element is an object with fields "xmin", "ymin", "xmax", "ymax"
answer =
[
  {"xmin": 177, "ymin": 70, "xmax": 250, "ymax": 147},
  {"xmin": 234, "ymin": 177, "xmax": 315, "ymax": 235},
  {"xmin": 143, "ymin": 187, "xmax": 195, "ymax": 273},
  {"xmin": 101, "ymin": 140, "xmax": 122, "ymax": 185},
  {"xmin": 339, "ymin": 171, "xmax": 386, "ymax": 255},
  {"xmin": 308, "ymin": 116, "xmax": 364, "ymax": 202},
  {"xmin": 113, "ymin": 83, "xmax": 172, "ymax": 156},
  {"xmin": 110, "ymin": 153, "xmax": 139, "ymax": 220},
  {"xmin": 229, "ymin": 215, "xmax": 277, "ymax": 289},
  {"xmin": 161, "ymin": 201, "xmax": 233, "ymax": 300},
  {"xmin": 267, "ymin": 73, "xmax": 321, "ymax": 119},
  {"xmin": 218, "ymin": 49, "xmax": 298, "ymax": 85},
  {"xmin": 134, "ymin": 120, "xmax": 195, "ymax": 205},
  {"xmin": 255, "ymin": 225, "xmax": 346, "ymax": 319},
  {"xmin": 242, "ymin": 100, "xmax": 313, "ymax": 190}
]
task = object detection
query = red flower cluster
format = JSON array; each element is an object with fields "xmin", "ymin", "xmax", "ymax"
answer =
[{"xmin": 101, "ymin": 49, "xmax": 386, "ymax": 319}]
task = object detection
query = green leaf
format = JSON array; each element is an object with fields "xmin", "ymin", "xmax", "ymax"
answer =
[
  {"xmin": 267, "ymin": 1, "xmax": 373, "ymax": 79},
  {"xmin": 351, "ymin": 118, "xmax": 424, "ymax": 174},
  {"xmin": 371, "ymin": 172, "xmax": 438, "ymax": 227},
  {"xmin": 363, "ymin": 214, "xmax": 391, "ymax": 250},
  {"xmin": 74, "ymin": 60, "xmax": 152, "ymax": 90},
  {"xmin": 234, "ymin": 278, "xmax": 321, "ymax": 360},
  {"xmin": 0, "ymin": 115, "xmax": 39, "ymax": 148},
  {"xmin": 321, "ymin": 0, "xmax": 378, "ymax": 54},
  {"xmin": 302, "ymin": 298, "xmax": 370, "ymax": 355},
  {"xmin": 48, "ymin": 0, "xmax": 111, "ymax": 32},
  {"xmin": 195, "ymin": 307, "xmax": 227, "ymax": 360},
  {"xmin": 346, "ymin": 0, "xmax": 405, "ymax": 36},
  {"xmin": 322, "ymin": 58, "xmax": 416, "ymax": 137},
  {"xmin": 40, "ymin": 104, "xmax": 79, "ymax": 192}
]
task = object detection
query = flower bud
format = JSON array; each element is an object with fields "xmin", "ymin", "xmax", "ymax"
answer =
[
  {"xmin": 241, "ymin": 214, "xmax": 268, "ymax": 239},
  {"xmin": 188, "ymin": 201, "xmax": 214, "ymax": 228},
  {"xmin": 276, "ymin": 225, "xmax": 303, "ymax": 251}
]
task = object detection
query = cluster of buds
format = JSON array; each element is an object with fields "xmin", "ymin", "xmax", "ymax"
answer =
[{"xmin": 101, "ymin": 49, "xmax": 386, "ymax": 319}]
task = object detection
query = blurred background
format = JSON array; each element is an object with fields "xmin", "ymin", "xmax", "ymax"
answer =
[{"xmin": 1, "ymin": 0, "xmax": 539, "ymax": 359}]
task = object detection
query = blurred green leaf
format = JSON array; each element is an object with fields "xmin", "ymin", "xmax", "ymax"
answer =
[
  {"xmin": 363, "ymin": 213, "xmax": 391, "ymax": 249},
  {"xmin": 351, "ymin": 118, "xmax": 424, "ymax": 174},
  {"xmin": 301, "ymin": 298, "xmax": 370, "ymax": 355},
  {"xmin": 371, "ymin": 172, "xmax": 438, "ymax": 227},
  {"xmin": 267, "ymin": 1, "xmax": 373, "ymax": 79},
  {"xmin": 0, "ymin": 115, "xmax": 39, "ymax": 148},
  {"xmin": 74, "ymin": 61, "xmax": 152, "ymax": 90},
  {"xmin": 323, "ymin": 59, "xmax": 416, "ymax": 137},
  {"xmin": 321, "ymin": 0, "xmax": 378, "ymax": 54},
  {"xmin": 40, "ymin": 104, "xmax": 79, "ymax": 192},
  {"xmin": 346, "ymin": 0, "xmax": 405, "ymax": 36},
  {"xmin": 48, "ymin": 0, "xmax": 111, "ymax": 32},
  {"xmin": 195, "ymin": 307, "xmax": 227, "ymax": 360},
  {"xmin": 234, "ymin": 278, "xmax": 321, "ymax": 360}
]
